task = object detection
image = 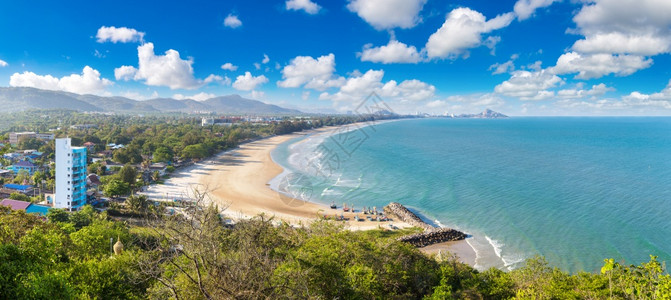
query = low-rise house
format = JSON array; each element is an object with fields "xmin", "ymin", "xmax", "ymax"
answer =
[
  {"xmin": 12, "ymin": 160, "xmax": 37, "ymax": 175},
  {"xmin": 83, "ymin": 142, "xmax": 96, "ymax": 152},
  {"xmin": 0, "ymin": 199, "xmax": 50, "ymax": 216},
  {"xmin": 3, "ymin": 152, "xmax": 22, "ymax": 161},
  {"xmin": 148, "ymin": 162, "xmax": 168, "ymax": 177},
  {"xmin": 0, "ymin": 170, "xmax": 13, "ymax": 178},
  {"xmin": 86, "ymin": 173, "xmax": 101, "ymax": 186},
  {"xmin": 4, "ymin": 184, "xmax": 34, "ymax": 195}
]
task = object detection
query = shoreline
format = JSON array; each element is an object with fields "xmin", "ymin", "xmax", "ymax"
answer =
[{"xmin": 141, "ymin": 120, "xmax": 477, "ymax": 265}]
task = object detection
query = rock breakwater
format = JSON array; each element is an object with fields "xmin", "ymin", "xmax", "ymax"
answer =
[{"xmin": 383, "ymin": 202, "xmax": 467, "ymax": 247}]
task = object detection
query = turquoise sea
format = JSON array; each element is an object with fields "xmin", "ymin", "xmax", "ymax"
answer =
[{"xmin": 271, "ymin": 118, "xmax": 671, "ymax": 273}]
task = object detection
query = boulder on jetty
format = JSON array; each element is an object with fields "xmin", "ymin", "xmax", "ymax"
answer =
[
  {"xmin": 384, "ymin": 202, "xmax": 434, "ymax": 231},
  {"xmin": 383, "ymin": 202, "xmax": 467, "ymax": 247},
  {"xmin": 397, "ymin": 228, "xmax": 467, "ymax": 248}
]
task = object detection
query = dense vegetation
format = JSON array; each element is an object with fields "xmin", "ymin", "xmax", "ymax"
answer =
[{"xmin": 1, "ymin": 193, "xmax": 669, "ymax": 299}]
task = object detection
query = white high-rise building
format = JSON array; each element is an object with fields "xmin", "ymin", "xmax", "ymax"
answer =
[{"xmin": 55, "ymin": 138, "xmax": 87, "ymax": 211}]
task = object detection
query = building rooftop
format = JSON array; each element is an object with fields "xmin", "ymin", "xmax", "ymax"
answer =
[
  {"xmin": 4, "ymin": 184, "xmax": 33, "ymax": 191},
  {"xmin": 0, "ymin": 199, "xmax": 31, "ymax": 210},
  {"xmin": 14, "ymin": 160, "xmax": 36, "ymax": 167},
  {"xmin": 25, "ymin": 204, "xmax": 50, "ymax": 216}
]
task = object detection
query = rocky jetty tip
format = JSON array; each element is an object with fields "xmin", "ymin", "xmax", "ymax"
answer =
[{"xmin": 384, "ymin": 202, "xmax": 467, "ymax": 247}]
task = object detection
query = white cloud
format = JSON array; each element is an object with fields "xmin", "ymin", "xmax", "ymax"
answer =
[
  {"xmin": 221, "ymin": 63, "xmax": 238, "ymax": 71},
  {"xmin": 426, "ymin": 8, "xmax": 514, "ymax": 59},
  {"xmin": 96, "ymin": 26, "xmax": 145, "ymax": 43},
  {"xmin": 232, "ymin": 72, "xmax": 268, "ymax": 91},
  {"xmin": 9, "ymin": 66, "xmax": 113, "ymax": 95},
  {"xmin": 446, "ymin": 93, "xmax": 506, "ymax": 107},
  {"xmin": 359, "ymin": 40, "xmax": 422, "ymax": 64},
  {"xmin": 514, "ymin": 0, "xmax": 560, "ymax": 20},
  {"xmin": 224, "ymin": 14, "xmax": 242, "ymax": 28},
  {"xmin": 426, "ymin": 100, "xmax": 446, "ymax": 108},
  {"xmin": 173, "ymin": 92, "xmax": 217, "ymax": 101},
  {"xmin": 494, "ymin": 70, "xmax": 563, "ymax": 100},
  {"xmin": 302, "ymin": 91, "xmax": 311, "ymax": 100},
  {"xmin": 278, "ymin": 53, "xmax": 345, "ymax": 90},
  {"xmin": 286, "ymin": 0, "xmax": 321, "ymax": 14},
  {"xmin": 551, "ymin": 51, "xmax": 652, "ymax": 79},
  {"xmin": 120, "ymin": 91, "xmax": 158, "ymax": 101},
  {"xmin": 114, "ymin": 65, "xmax": 137, "ymax": 81},
  {"xmin": 249, "ymin": 90, "xmax": 265, "ymax": 99},
  {"xmin": 262, "ymin": 54, "xmax": 270, "ymax": 64},
  {"xmin": 379, "ymin": 79, "xmax": 435, "ymax": 102},
  {"xmin": 347, "ymin": 0, "xmax": 427, "ymax": 30},
  {"xmin": 489, "ymin": 55, "xmax": 518, "ymax": 74},
  {"xmin": 557, "ymin": 83, "xmax": 614, "ymax": 99},
  {"xmin": 120, "ymin": 42, "xmax": 217, "ymax": 90},
  {"xmin": 571, "ymin": 0, "xmax": 671, "ymax": 56},
  {"xmin": 623, "ymin": 80, "xmax": 671, "ymax": 103},
  {"xmin": 0, "ymin": 59, "xmax": 7, "ymax": 67},
  {"xmin": 319, "ymin": 69, "xmax": 435, "ymax": 107},
  {"xmin": 204, "ymin": 74, "xmax": 225, "ymax": 84}
]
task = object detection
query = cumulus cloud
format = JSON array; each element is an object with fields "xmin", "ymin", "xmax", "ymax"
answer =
[
  {"xmin": 221, "ymin": 63, "xmax": 238, "ymax": 71},
  {"xmin": 319, "ymin": 69, "xmax": 435, "ymax": 105},
  {"xmin": 173, "ymin": 92, "xmax": 217, "ymax": 101},
  {"xmin": 346, "ymin": 0, "xmax": 427, "ymax": 30},
  {"xmin": 262, "ymin": 54, "xmax": 270, "ymax": 64},
  {"xmin": 96, "ymin": 26, "xmax": 145, "ymax": 43},
  {"xmin": 551, "ymin": 52, "xmax": 653, "ymax": 79},
  {"xmin": 120, "ymin": 91, "xmax": 159, "ymax": 101},
  {"xmin": 114, "ymin": 65, "xmax": 137, "ymax": 81},
  {"xmin": 426, "ymin": 100, "xmax": 446, "ymax": 108},
  {"xmin": 570, "ymin": 0, "xmax": 671, "ymax": 56},
  {"xmin": 359, "ymin": 40, "xmax": 422, "ymax": 64},
  {"xmin": 224, "ymin": 14, "xmax": 242, "ymax": 28},
  {"xmin": 277, "ymin": 53, "xmax": 345, "ymax": 90},
  {"xmin": 232, "ymin": 72, "xmax": 268, "ymax": 91},
  {"xmin": 286, "ymin": 0, "xmax": 321, "ymax": 14},
  {"xmin": 494, "ymin": 70, "xmax": 563, "ymax": 100},
  {"xmin": 489, "ymin": 55, "xmax": 518, "ymax": 74},
  {"xmin": 0, "ymin": 59, "xmax": 7, "ymax": 67},
  {"xmin": 556, "ymin": 83, "xmax": 614, "ymax": 99},
  {"xmin": 117, "ymin": 42, "xmax": 219, "ymax": 90},
  {"xmin": 249, "ymin": 90, "xmax": 265, "ymax": 99},
  {"xmin": 623, "ymin": 80, "xmax": 671, "ymax": 103},
  {"xmin": 9, "ymin": 66, "xmax": 113, "ymax": 95},
  {"xmin": 514, "ymin": 0, "xmax": 560, "ymax": 20},
  {"xmin": 426, "ymin": 8, "xmax": 514, "ymax": 59},
  {"xmin": 446, "ymin": 93, "xmax": 506, "ymax": 108}
]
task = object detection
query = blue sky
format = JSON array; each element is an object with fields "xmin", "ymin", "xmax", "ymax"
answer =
[{"xmin": 1, "ymin": 0, "xmax": 671, "ymax": 115}]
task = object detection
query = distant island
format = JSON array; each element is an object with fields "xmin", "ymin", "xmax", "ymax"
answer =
[{"xmin": 432, "ymin": 108, "xmax": 508, "ymax": 119}]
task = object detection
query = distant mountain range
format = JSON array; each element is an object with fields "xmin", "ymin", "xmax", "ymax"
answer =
[{"xmin": 0, "ymin": 87, "xmax": 301, "ymax": 114}]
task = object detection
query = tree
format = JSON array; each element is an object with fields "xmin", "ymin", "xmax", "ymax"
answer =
[
  {"xmin": 151, "ymin": 170, "xmax": 161, "ymax": 182},
  {"xmin": 152, "ymin": 146, "xmax": 173, "ymax": 163},
  {"xmin": 103, "ymin": 179, "xmax": 130, "ymax": 198},
  {"xmin": 13, "ymin": 169, "xmax": 30, "ymax": 184},
  {"xmin": 18, "ymin": 137, "xmax": 44, "ymax": 150},
  {"xmin": 32, "ymin": 170, "xmax": 45, "ymax": 186},
  {"xmin": 118, "ymin": 164, "xmax": 138, "ymax": 186},
  {"xmin": 46, "ymin": 208, "xmax": 70, "ymax": 223},
  {"xmin": 126, "ymin": 194, "xmax": 149, "ymax": 214},
  {"xmin": 181, "ymin": 144, "xmax": 208, "ymax": 159},
  {"xmin": 9, "ymin": 192, "xmax": 31, "ymax": 202}
]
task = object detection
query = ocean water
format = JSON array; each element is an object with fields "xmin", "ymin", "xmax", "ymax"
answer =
[{"xmin": 271, "ymin": 118, "xmax": 671, "ymax": 273}]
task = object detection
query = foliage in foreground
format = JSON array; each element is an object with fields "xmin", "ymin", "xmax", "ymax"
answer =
[{"xmin": 0, "ymin": 203, "xmax": 669, "ymax": 299}]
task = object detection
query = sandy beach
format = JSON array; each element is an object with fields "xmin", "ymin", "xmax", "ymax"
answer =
[{"xmin": 141, "ymin": 124, "xmax": 476, "ymax": 264}]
